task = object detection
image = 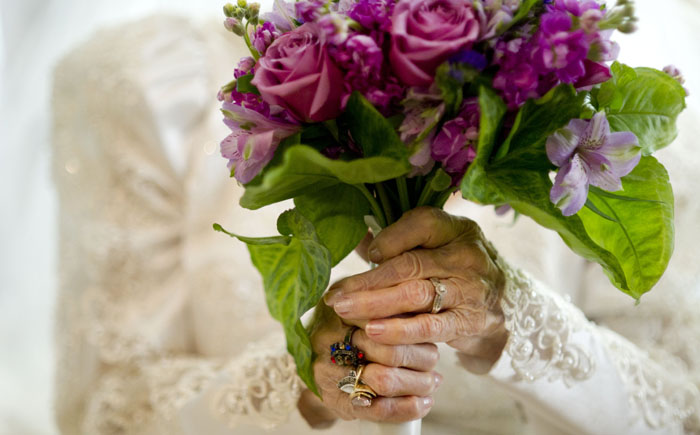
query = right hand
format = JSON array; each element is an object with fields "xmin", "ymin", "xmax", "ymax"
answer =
[{"xmin": 298, "ymin": 302, "xmax": 442, "ymax": 427}]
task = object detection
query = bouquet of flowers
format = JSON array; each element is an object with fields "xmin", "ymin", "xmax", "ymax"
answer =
[{"xmin": 214, "ymin": 0, "xmax": 687, "ymax": 394}]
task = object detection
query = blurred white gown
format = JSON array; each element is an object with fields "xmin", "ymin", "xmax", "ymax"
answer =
[{"xmin": 52, "ymin": 16, "xmax": 700, "ymax": 435}]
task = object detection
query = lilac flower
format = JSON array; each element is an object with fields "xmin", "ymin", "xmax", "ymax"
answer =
[
  {"xmin": 295, "ymin": 0, "xmax": 325, "ymax": 23},
  {"xmin": 252, "ymin": 21, "xmax": 280, "ymax": 55},
  {"xmin": 431, "ymin": 99, "xmax": 480, "ymax": 180},
  {"xmin": 547, "ymin": 112, "xmax": 641, "ymax": 216},
  {"xmin": 663, "ymin": 65, "xmax": 690, "ymax": 96},
  {"xmin": 220, "ymin": 101, "xmax": 300, "ymax": 184},
  {"xmin": 348, "ymin": 0, "xmax": 394, "ymax": 33},
  {"xmin": 261, "ymin": 0, "xmax": 297, "ymax": 33},
  {"xmin": 493, "ymin": 38, "xmax": 540, "ymax": 108},
  {"xmin": 399, "ymin": 88, "xmax": 445, "ymax": 175},
  {"xmin": 532, "ymin": 11, "xmax": 589, "ymax": 83},
  {"xmin": 234, "ymin": 57, "xmax": 256, "ymax": 78}
]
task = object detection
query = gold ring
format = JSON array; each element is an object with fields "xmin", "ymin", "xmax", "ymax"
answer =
[
  {"xmin": 430, "ymin": 277, "xmax": 447, "ymax": 314},
  {"xmin": 349, "ymin": 364, "xmax": 377, "ymax": 407}
]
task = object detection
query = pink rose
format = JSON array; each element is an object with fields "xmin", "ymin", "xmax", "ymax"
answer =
[
  {"xmin": 252, "ymin": 23, "xmax": 344, "ymax": 123},
  {"xmin": 390, "ymin": 0, "xmax": 480, "ymax": 87}
]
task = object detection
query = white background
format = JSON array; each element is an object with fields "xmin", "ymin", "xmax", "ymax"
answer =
[{"xmin": 1, "ymin": 0, "xmax": 699, "ymax": 433}]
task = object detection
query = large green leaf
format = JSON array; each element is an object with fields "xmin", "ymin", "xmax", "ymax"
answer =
[
  {"xmin": 578, "ymin": 157, "xmax": 674, "ymax": 298},
  {"xmin": 295, "ymin": 184, "xmax": 370, "ymax": 266},
  {"xmin": 341, "ymin": 92, "xmax": 410, "ymax": 160},
  {"xmin": 240, "ymin": 145, "xmax": 411, "ymax": 209},
  {"xmin": 597, "ymin": 62, "xmax": 686, "ymax": 154},
  {"xmin": 485, "ymin": 169, "xmax": 629, "ymax": 292},
  {"xmin": 214, "ymin": 209, "xmax": 332, "ymax": 396},
  {"xmin": 461, "ymin": 86, "xmax": 507, "ymax": 204},
  {"xmin": 493, "ymin": 84, "xmax": 585, "ymax": 170}
]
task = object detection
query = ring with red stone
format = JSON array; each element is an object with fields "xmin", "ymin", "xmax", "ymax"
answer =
[{"xmin": 330, "ymin": 326, "xmax": 365, "ymax": 367}]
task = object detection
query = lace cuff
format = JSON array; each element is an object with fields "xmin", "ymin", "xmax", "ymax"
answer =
[
  {"xmin": 82, "ymin": 335, "xmax": 303, "ymax": 434},
  {"xmin": 484, "ymin": 261, "xmax": 699, "ymax": 434}
]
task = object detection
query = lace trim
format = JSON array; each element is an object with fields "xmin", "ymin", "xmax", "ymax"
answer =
[
  {"xmin": 599, "ymin": 328, "xmax": 700, "ymax": 431},
  {"xmin": 214, "ymin": 339, "xmax": 303, "ymax": 430},
  {"xmin": 499, "ymin": 261, "xmax": 595, "ymax": 385}
]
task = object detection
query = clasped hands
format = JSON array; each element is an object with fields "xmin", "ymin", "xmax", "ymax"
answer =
[{"xmin": 301, "ymin": 207, "xmax": 509, "ymax": 426}]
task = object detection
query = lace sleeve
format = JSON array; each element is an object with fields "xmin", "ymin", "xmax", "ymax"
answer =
[{"xmin": 484, "ymin": 260, "xmax": 700, "ymax": 435}]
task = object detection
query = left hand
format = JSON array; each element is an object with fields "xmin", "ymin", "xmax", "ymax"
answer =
[{"xmin": 324, "ymin": 207, "xmax": 509, "ymax": 372}]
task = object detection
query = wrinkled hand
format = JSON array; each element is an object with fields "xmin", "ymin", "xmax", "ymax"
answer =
[
  {"xmin": 325, "ymin": 207, "xmax": 508, "ymax": 373},
  {"xmin": 298, "ymin": 302, "xmax": 441, "ymax": 427}
]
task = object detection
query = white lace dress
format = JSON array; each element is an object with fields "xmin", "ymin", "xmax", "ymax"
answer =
[{"xmin": 52, "ymin": 15, "xmax": 700, "ymax": 435}]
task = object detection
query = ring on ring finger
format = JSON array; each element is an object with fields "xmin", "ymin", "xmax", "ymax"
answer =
[{"xmin": 429, "ymin": 278, "xmax": 448, "ymax": 314}]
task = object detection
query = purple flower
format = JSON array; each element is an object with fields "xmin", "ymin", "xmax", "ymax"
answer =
[
  {"xmin": 252, "ymin": 22, "xmax": 280, "ymax": 55},
  {"xmin": 493, "ymin": 38, "xmax": 540, "ymax": 108},
  {"xmin": 220, "ymin": 101, "xmax": 300, "ymax": 184},
  {"xmin": 399, "ymin": 88, "xmax": 445, "ymax": 175},
  {"xmin": 295, "ymin": 0, "xmax": 325, "ymax": 22},
  {"xmin": 552, "ymin": 0, "xmax": 602, "ymax": 17},
  {"xmin": 234, "ymin": 57, "xmax": 256, "ymax": 78},
  {"xmin": 532, "ymin": 11, "xmax": 589, "ymax": 83},
  {"xmin": 261, "ymin": 0, "xmax": 297, "ymax": 33},
  {"xmin": 348, "ymin": 0, "xmax": 394, "ymax": 32},
  {"xmin": 547, "ymin": 112, "xmax": 641, "ymax": 216},
  {"xmin": 431, "ymin": 99, "xmax": 480, "ymax": 180}
]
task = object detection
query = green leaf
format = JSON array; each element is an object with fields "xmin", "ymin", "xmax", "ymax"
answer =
[
  {"xmin": 221, "ymin": 209, "xmax": 332, "ymax": 396},
  {"xmin": 213, "ymin": 223, "xmax": 290, "ymax": 245},
  {"xmin": 485, "ymin": 169, "xmax": 629, "ymax": 292},
  {"xmin": 295, "ymin": 184, "xmax": 370, "ymax": 266},
  {"xmin": 429, "ymin": 168, "xmax": 453, "ymax": 192},
  {"xmin": 240, "ymin": 145, "xmax": 410, "ymax": 209},
  {"xmin": 236, "ymin": 73, "xmax": 260, "ymax": 95},
  {"xmin": 461, "ymin": 86, "xmax": 507, "ymax": 204},
  {"xmin": 598, "ymin": 62, "xmax": 687, "ymax": 154},
  {"xmin": 341, "ymin": 92, "xmax": 409, "ymax": 160},
  {"xmin": 493, "ymin": 84, "xmax": 585, "ymax": 170},
  {"xmin": 578, "ymin": 157, "xmax": 674, "ymax": 299}
]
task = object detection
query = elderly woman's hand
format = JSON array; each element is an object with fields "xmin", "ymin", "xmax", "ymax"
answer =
[
  {"xmin": 325, "ymin": 207, "xmax": 508, "ymax": 373},
  {"xmin": 297, "ymin": 301, "xmax": 441, "ymax": 428}
]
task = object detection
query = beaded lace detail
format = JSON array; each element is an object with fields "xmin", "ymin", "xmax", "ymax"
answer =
[{"xmin": 499, "ymin": 261, "xmax": 595, "ymax": 385}]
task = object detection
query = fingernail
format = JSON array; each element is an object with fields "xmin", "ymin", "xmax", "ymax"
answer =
[
  {"xmin": 324, "ymin": 290, "xmax": 342, "ymax": 306},
  {"xmin": 434, "ymin": 373, "xmax": 443, "ymax": 387},
  {"xmin": 366, "ymin": 322, "xmax": 385, "ymax": 336},
  {"xmin": 368, "ymin": 247, "xmax": 383, "ymax": 263},
  {"xmin": 422, "ymin": 397, "xmax": 434, "ymax": 408},
  {"xmin": 333, "ymin": 297, "xmax": 353, "ymax": 316}
]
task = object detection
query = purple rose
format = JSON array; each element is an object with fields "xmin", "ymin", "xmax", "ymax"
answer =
[
  {"xmin": 390, "ymin": 0, "xmax": 480, "ymax": 86},
  {"xmin": 252, "ymin": 23, "xmax": 345, "ymax": 123}
]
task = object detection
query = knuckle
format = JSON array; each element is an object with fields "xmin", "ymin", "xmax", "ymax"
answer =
[
  {"xmin": 395, "ymin": 252, "xmax": 422, "ymax": 279},
  {"xmin": 402, "ymin": 280, "xmax": 433, "ymax": 309},
  {"xmin": 374, "ymin": 368, "xmax": 399, "ymax": 395}
]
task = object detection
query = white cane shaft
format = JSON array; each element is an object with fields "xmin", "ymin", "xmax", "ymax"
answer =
[{"xmin": 359, "ymin": 420, "xmax": 422, "ymax": 435}]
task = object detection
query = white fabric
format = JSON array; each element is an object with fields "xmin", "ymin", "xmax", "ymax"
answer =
[{"xmin": 50, "ymin": 9, "xmax": 700, "ymax": 435}]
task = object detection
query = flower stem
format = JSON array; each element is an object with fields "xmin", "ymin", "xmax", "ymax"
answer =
[
  {"xmin": 397, "ymin": 176, "xmax": 411, "ymax": 212},
  {"xmin": 376, "ymin": 182, "xmax": 395, "ymax": 225},
  {"xmin": 243, "ymin": 22, "xmax": 260, "ymax": 61},
  {"xmin": 416, "ymin": 171, "xmax": 437, "ymax": 207},
  {"xmin": 353, "ymin": 184, "xmax": 387, "ymax": 229}
]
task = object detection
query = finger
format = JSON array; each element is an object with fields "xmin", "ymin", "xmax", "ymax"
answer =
[
  {"xmin": 326, "ymin": 250, "xmax": 442, "ymax": 304},
  {"xmin": 354, "ymin": 231, "xmax": 374, "ymax": 263},
  {"xmin": 352, "ymin": 329, "xmax": 439, "ymax": 371},
  {"xmin": 354, "ymin": 396, "xmax": 434, "ymax": 423},
  {"xmin": 333, "ymin": 277, "xmax": 478, "ymax": 320},
  {"xmin": 360, "ymin": 363, "xmax": 442, "ymax": 398},
  {"xmin": 367, "ymin": 207, "xmax": 474, "ymax": 263},
  {"xmin": 365, "ymin": 310, "xmax": 488, "ymax": 345}
]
